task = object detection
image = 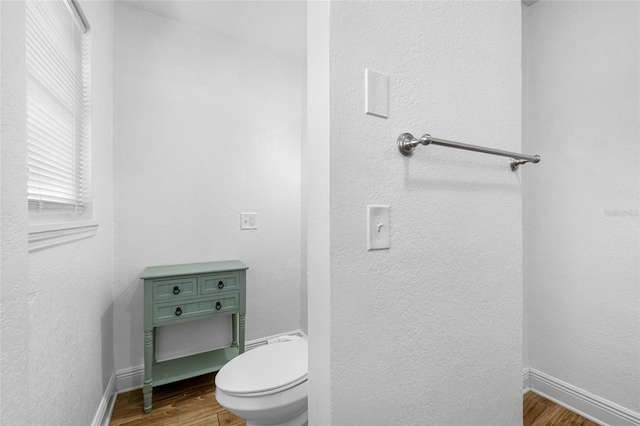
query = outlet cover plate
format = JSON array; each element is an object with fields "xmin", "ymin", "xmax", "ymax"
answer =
[
  {"xmin": 365, "ymin": 69, "xmax": 389, "ymax": 118},
  {"xmin": 367, "ymin": 205, "xmax": 389, "ymax": 250},
  {"xmin": 241, "ymin": 212, "xmax": 258, "ymax": 230}
]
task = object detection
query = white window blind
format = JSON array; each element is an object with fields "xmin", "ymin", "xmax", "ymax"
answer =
[{"xmin": 26, "ymin": 0, "xmax": 91, "ymax": 215}]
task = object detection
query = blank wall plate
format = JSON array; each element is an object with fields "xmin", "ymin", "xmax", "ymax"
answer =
[
  {"xmin": 367, "ymin": 205, "xmax": 389, "ymax": 250},
  {"xmin": 240, "ymin": 212, "xmax": 258, "ymax": 230},
  {"xmin": 365, "ymin": 69, "xmax": 389, "ymax": 118}
]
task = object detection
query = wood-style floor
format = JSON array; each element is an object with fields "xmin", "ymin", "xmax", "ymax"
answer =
[
  {"xmin": 110, "ymin": 374, "xmax": 597, "ymax": 426},
  {"xmin": 110, "ymin": 373, "xmax": 245, "ymax": 426},
  {"xmin": 523, "ymin": 391, "xmax": 598, "ymax": 426}
]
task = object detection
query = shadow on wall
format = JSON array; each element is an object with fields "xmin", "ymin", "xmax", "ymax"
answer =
[
  {"xmin": 101, "ymin": 303, "xmax": 115, "ymax": 392},
  {"xmin": 402, "ymin": 156, "xmax": 523, "ymax": 194}
]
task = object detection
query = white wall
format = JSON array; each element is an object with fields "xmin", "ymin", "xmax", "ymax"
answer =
[
  {"xmin": 1, "ymin": 1, "xmax": 115, "ymax": 424},
  {"xmin": 1, "ymin": 2, "xmax": 29, "ymax": 423},
  {"xmin": 308, "ymin": 2, "xmax": 523, "ymax": 424},
  {"xmin": 521, "ymin": 4, "xmax": 531, "ymax": 374},
  {"xmin": 112, "ymin": 4, "xmax": 303, "ymax": 374},
  {"xmin": 523, "ymin": 0, "xmax": 640, "ymax": 414},
  {"xmin": 300, "ymin": 61, "xmax": 309, "ymax": 337},
  {"xmin": 306, "ymin": 2, "xmax": 331, "ymax": 423}
]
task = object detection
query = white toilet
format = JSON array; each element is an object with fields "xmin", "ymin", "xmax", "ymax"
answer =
[{"xmin": 215, "ymin": 338, "xmax": 308, "ymax": 426}]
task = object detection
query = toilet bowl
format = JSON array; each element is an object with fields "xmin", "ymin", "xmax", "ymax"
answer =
[{"xmin": 215, "ymin": 338, "xmax": 308, "ymax": 426}]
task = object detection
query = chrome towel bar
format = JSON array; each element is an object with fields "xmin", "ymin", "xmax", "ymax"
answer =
[{"xmin": 397, "ymin": 133, "xmax": 541, "ymax": 171}]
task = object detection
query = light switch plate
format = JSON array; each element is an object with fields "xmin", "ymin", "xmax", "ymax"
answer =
[
  {"xmin": 240, "ymin": 212, "xmax": 258, "ymax": 230},
  {"xmin": 367, "ymin": 205, "xmax": 390, "ymax": 250},
  {"xmin": 365, "ymin": 69, "xmax": 389, "ymax": 118}
]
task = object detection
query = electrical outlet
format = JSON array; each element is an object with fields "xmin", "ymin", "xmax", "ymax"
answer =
[{"xmin": 240, "ymin": 212, "xmax": 258, "ymax": 230}]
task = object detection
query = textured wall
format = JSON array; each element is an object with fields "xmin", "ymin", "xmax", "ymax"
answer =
[
  {"xmin": 522, "ymin": 4, "xmax": 530, "ymax": 373},
  {"xmin": 113, "ymin": 5, "xmax": 302, "ymax": 374},
  {"xmin": 523, "ymin": 1, "xmax": 640, "ymax": 413},
  {"xmin": 308, "ymin": 1, "xmax": 523, "ymax": 424},
  {"xmin": 1, "ymin": 2, "xmax": 30, "ymax": 423},
  {"xmin": 1, "ymin": 1, "xmax": 115, "ymax": 424}
]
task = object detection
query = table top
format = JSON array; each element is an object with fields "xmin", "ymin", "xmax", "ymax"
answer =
[{"xmin": 141, "ymin": 260, "xmax": 248, "ymax": 280}]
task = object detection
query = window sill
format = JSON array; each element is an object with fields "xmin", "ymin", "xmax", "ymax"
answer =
[{"xmin": 28, "ymin": 221, "xmax": 99, "ymax": 253}]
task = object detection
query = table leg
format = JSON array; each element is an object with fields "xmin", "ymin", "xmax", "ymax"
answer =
[
  {"xmin": 232, "ymin": 314, "xmax": 238, "ymax": 349},
  {"xmin": 143, "ymin": 329, "xmax": 153, "ymax": 413},
  {"xmin": 239, "ymin": 314, "xmax": 246, "ymax": 354}
]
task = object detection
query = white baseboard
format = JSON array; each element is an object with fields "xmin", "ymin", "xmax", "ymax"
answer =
[
  {"xmin": 91, "ymin": 372, "xmax": 116, "ymax": 426},
  {"xmin": 115, "ymin": 364, "xmax": 145, "ymax": 393},
  {"xmin": 115, "ymin": 329, "xmax": 307, "ymax": 392},
  {"xmin": 526, "ymin": 368, "xmax": 640, "ymax": 426},
  {"xmin": 522, "ymin": 368, "xmax": 531, "ymax": 395}
]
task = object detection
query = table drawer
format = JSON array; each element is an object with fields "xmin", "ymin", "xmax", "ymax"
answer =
[
  {"xmin": 153, "ymin": 292, "xmax": 239, "ymax": 325},
  {"xmin": 200, "ymin": 273, "xmax": 238, "ymax": 294},
  {"xmin": 152, "ymin": 276, "xmax": 198, "ymax": 301}
]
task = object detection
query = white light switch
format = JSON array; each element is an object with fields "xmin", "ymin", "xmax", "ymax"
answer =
[
  {"xmin": 365, "ymin": 69, "xmax": 389, "ymax": 118},
  {"xmin": 240, "ymin": 212, "xmax": 258, "ymax": 230},
  {"xmin": 367, "ymin": 205, "xmax": 390, "ymax": 250}
]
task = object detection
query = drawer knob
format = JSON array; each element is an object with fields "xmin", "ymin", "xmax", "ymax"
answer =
[
  {"xmin": 215, "ymin": 302, "xmax": 222, "ymax": 310},
  {"xmin": 218, "ymin": 281, "xmax": 224, "ymax": 289},
  {"xmin": 173, "ymin": 286, "xmax": 180, "ymax": 295},
  {"xmin": 175, "ymin": 307, "xmax": 182, "ymax": 316}
]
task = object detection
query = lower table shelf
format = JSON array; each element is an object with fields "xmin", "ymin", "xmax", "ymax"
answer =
[{"xmin": 152, "ymin": 346, "xmax": 240, "ymax": 387}]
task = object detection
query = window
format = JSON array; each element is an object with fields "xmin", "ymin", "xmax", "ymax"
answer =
[
  {"xmin": 26, "ymin": 0, "xmax": 91, "ymax": 219},
  {"xmin": 26, "ymin": 0, "xmax": 97, "ymax": 252}
]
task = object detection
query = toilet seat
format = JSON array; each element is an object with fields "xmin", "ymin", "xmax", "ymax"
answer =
[{"xmin": 216, "ymin": 339, "xmax": 308, "ymax": 397}]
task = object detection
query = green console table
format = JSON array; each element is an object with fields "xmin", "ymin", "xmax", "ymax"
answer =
[{"xmin": 140, "ymin": 260, "xmax": 248, "ymax": 413}]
